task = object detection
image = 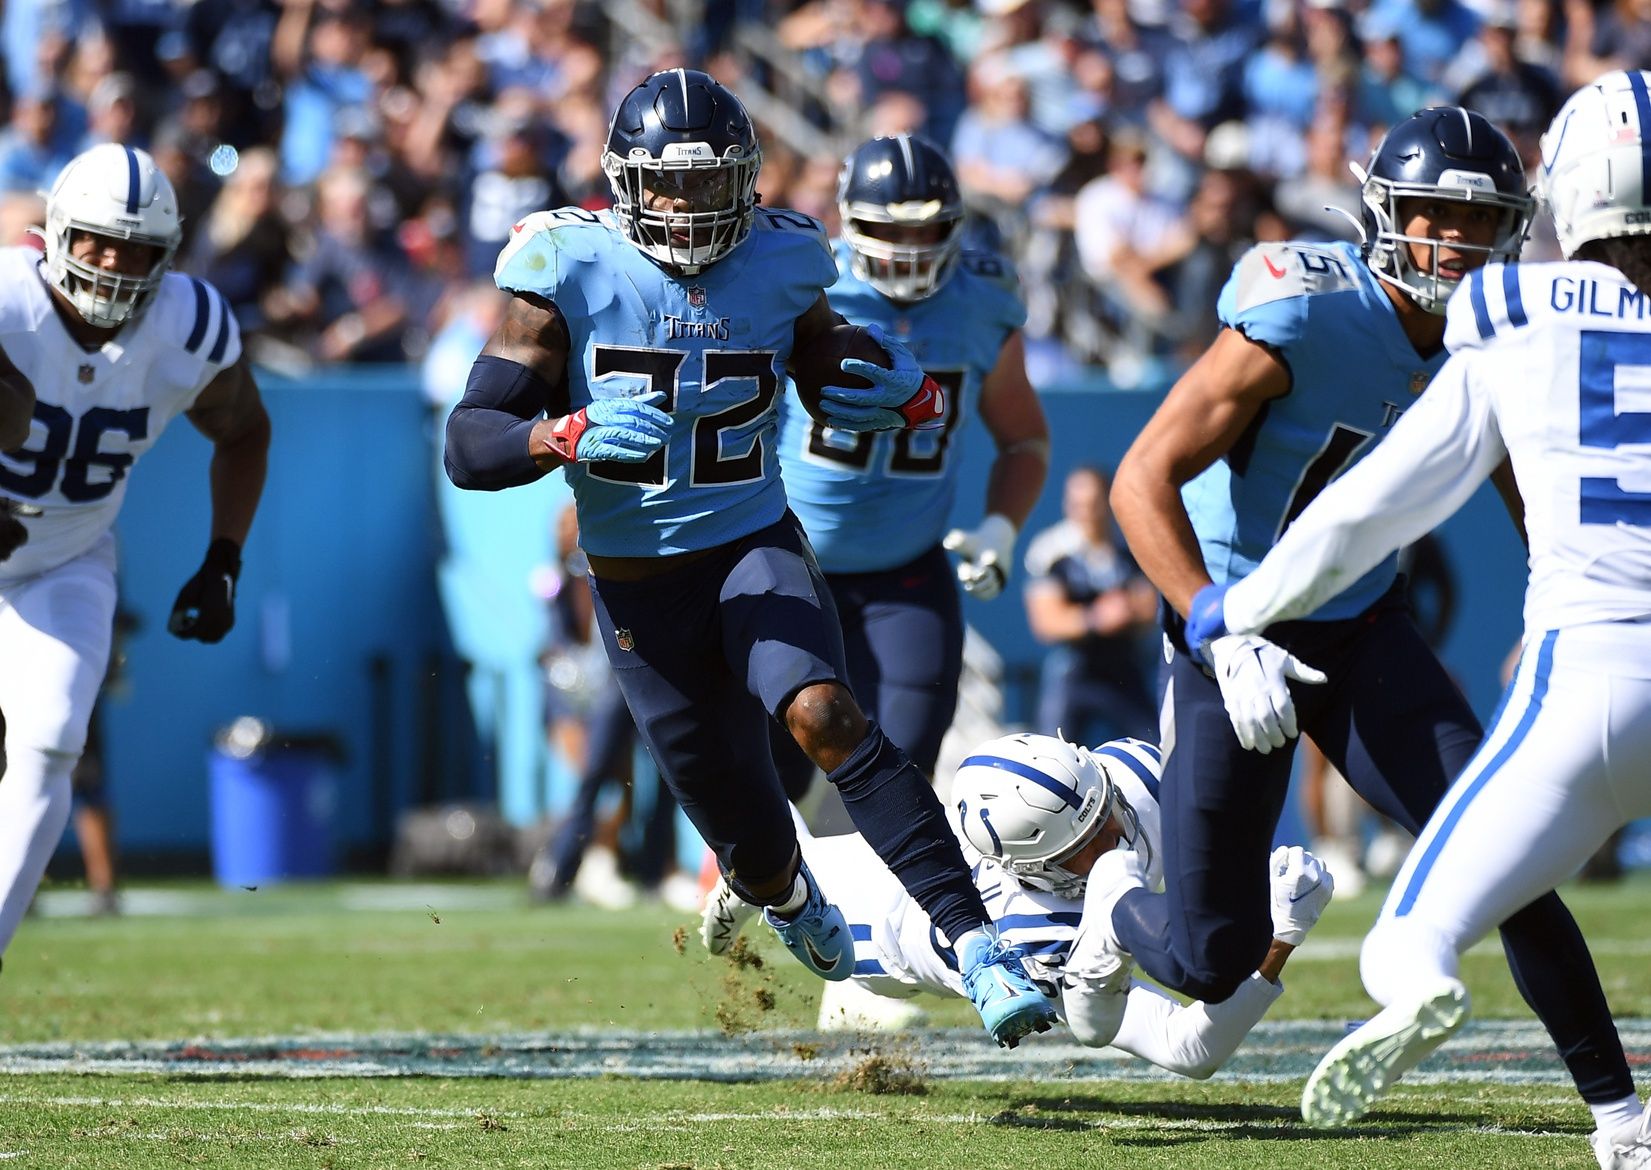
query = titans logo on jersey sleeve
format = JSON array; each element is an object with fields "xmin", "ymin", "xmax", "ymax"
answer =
[
  {"xmin": 493, "ymin": 207, "xmax": 839, "ymax": 557},
  {"xmin": 779, "ymin": 244, "xmax": 1028, "ymax": 573}
]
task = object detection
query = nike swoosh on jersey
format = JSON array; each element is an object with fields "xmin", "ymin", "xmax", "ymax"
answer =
[{"xmin": 1263, "ymin": 254, "xmax": 1289, "ymax": 279}]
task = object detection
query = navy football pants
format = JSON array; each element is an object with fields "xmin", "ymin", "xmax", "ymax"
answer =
[{"xmin": 769, "ymin": 543, "xmax": 964, "ymax": 799}]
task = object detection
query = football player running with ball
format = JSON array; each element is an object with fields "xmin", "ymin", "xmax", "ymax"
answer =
[
  {"xmin": 765, "ymin": 134, "xmax": 1049, "ymax": 805},
  {"xmin": 443, "ymin": 70, "xmax": 1056, "ymax": 1047},
  {"xmin": 0, "ymin": 144, "xmax": 270, "ymax": 968},
  {"xmin": 1201, "ymin": 73, "xmax": 1651, "ymax": 1167},
  {"xmin": 1103, "ymin": 106, "xmax": 1640, "ymax": 1140}
]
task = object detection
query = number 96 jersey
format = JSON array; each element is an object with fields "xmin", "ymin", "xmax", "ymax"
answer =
[
  {"xmin": 0, "ymin": 246, "xmax": 240, "ymax": 584},
  {"xmin": 494, "ymin": 206, "xmax": 838, "ymax": 558}
]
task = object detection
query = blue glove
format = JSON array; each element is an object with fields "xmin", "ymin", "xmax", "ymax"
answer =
[
  {"xmin": 547, "ymin": 392, "xmax": 671, "ymax": 463},
  {"xmin": 817, "ymin": 323, "xmax": 943, "ymax": 433},
  {"xmin": 1184, "ymin": 582, "xmax": 1230, "ymax": 668}
]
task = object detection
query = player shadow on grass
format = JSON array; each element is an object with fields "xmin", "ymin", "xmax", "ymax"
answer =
[{"xmin": 988, "ymin": 1094, "xmax": 1474, "ymax": 1140}]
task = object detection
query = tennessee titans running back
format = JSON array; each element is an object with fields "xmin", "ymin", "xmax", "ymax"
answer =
[
  {"xmin": 769, "ymin": 134, "xmax": 1048, "ymax": 796},
  {"xmin": 1107, "ymin": 106, "xmax": 1638, "ymax": 1129},
  {"xmin": 443, "ymin": 71, "xmax": 1055, "ymax": 1046},
  {"xmin": 0, "ymin": 143, "xmax": 270, "ymax": 966}
]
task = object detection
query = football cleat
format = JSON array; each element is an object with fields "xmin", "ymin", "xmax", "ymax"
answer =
[
  {"xmin": 763, "ymin": 861, "xmax": 854, "ymax": 981},
  {"xmin": 1302, "ymin": 977, "xmax": 1469, "ymax": 1126},
  {"xmin": 959, "ymin": 928, "xmax": 1058, "ymax": 1049},
  {"xmin": 700, "ymin": 873, "xmax": 758, "ymax": 955},
  {"xmin": 1592, "ymin": 1104, "xmax": 1651, "ymax": 1170}
]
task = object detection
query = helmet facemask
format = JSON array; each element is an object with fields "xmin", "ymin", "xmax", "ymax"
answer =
[
  {"xmin": 43, "ymin": 143, "xmax": 182, "ymax": 329},
  {"xmin": 603, "ymin": 142, "xmax": 760, "ymax": 275},
  {"xmin": 1356, "ymin": 164, "xmax": 1533, "ymax": 315},
  {"xmin": 842, "ymin": 204, "xmax": 964, "ymax": 301},
  {"xmin": 47, "ymin": 226, "xmax": 175, "ymax": 328}
]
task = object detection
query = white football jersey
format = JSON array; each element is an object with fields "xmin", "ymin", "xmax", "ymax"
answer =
[
  {"xmin": 0, "ymin": 246, "xmax": 240, "ymax": 583},
  {"xmin": 1226, "ymin": 260, "xmax": 1651, "ymax": 638}
]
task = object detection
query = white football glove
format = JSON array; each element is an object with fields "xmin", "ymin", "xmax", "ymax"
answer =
[
  {"xmin": 1269, "ymin": 845, "xmax": 1334, "ymax": 946},
  {"xmin": 942, "ymin": 514, "xmax": 1017, "ymax": 601},
  {"xmin": 1206, "ymin": 633, "xmax": 1327, "ymax": 753}
]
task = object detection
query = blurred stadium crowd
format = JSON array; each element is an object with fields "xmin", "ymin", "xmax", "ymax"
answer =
[{"xmin": 0, "ymin": 0, "xmax": 1639, "ymax": 386}]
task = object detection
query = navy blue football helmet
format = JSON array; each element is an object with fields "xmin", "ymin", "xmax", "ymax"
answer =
[
  {"xmin": 602, "ymin": 69, "xmax": 761, "ymax": 273},
  {"xmin": 837, "ymin": 134, "xmax": 965, "ymax": 301},
  {"xmin": 1356, "ymin": 107, "xmax": 1534, "ymax": 314}
]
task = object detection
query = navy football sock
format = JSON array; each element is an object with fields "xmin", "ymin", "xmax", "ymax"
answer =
[{"xmin": 829, "ymin": 725, "xmax": 988, "ymax": 943}]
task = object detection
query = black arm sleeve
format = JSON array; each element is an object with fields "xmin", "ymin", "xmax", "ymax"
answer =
[{"xmin": 443, "ymin": 355, "xmax": 559, "ymax": 490}]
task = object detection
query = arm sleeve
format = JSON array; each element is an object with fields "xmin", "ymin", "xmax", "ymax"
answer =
[
  {"xmin": 1223, "ymin": 353, "xmax": 1506, "ymax": 633},
  {"xmin": 443, "ymin": 355, "xmax": 556, "ymax": 491},
  {"xmin": 1105, "ymin": 973, "xmax": 1286, "ymax": 1078}
]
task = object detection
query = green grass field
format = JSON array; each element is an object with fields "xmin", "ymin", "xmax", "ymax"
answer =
[{"xmin": 2, "ymin": 873, "xmax": 1648, "ymax": 1168}]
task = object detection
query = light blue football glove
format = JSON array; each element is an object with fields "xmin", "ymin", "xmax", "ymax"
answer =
[
  {"xmin": 817, "ymin": 322, "xmax": 943, "ymax": 433},
  {"xmin": 547, "ymin": 391, "xmax": 671, "ymax": 463}
]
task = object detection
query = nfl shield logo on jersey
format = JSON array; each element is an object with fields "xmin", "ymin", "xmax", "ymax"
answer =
[
  {"xmin": 687, "ymin": 286, "xmax": 707, "ymax": 309},
  {"xmin": 615, "ymin": 628, "xmax": 635, "ymax": 652},
  {"xmin": 78, "ymin": 364, "xmax": 94, "ymax": 384},
  {"xmin": 1409, "ymin": 371, "xmax": 1430, "ymax": 395}
]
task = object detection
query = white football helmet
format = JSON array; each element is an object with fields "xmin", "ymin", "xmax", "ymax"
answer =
[
  {"xmin": 44, "ymin": 143, "xmax": 181, "ymax": 328},
  {"xmin": 1539, "ymin": 70, "xmax": 1651, "ymax": 259},
  {"xmin": 953, "ymin": 733, "xmax": 1159, "ymax": 897}
]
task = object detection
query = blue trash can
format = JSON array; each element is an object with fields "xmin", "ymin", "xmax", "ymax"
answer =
[{"xmin": 209, "ymin": 717, "xmax": 343, "ymax": 887}]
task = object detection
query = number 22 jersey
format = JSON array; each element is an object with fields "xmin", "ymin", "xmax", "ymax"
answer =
[{"xmin": 494, "ymin": 207, "xmax": 838, "ymax": 558}]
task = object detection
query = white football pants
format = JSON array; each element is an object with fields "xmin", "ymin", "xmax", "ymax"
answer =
[
  {"xmin": 1362, "ymin": 624, "xmax": 1651, "ymax": 1006},
  {"xmin": 0, "ymin": 538, "xmax": 117, "ymax": 956}
]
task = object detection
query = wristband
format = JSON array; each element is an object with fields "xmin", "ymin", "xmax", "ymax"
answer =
[
  {"xmin": 545, "ymin": 409, "xmax": 590, "ymax": 462},
  {"xmin": 899, "ymin": 375, "xmax": 946, "ymax": 431}
]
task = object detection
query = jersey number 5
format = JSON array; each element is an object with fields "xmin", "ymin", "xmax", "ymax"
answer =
[
  {"xmin": 0, "ymin": 403, "xmax": 151, "ymax": 503},
  {"xmin": 586, "ymin": 346, "xmax": 778, "ymax": 488},
  {"xmin": 1579, "ymin": 331, "xmax": 1651, "ymax": 526}
]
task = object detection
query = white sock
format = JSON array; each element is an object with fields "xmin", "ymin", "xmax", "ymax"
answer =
[
  {"xmin": 767, "ymin": 871, "xmax": 809, "ymax": 919},
  {"xmin": 1590, "ymin": 1095, "xmax": 1643, "ymax": 1134},
  {"xmin": 0, "ymin": 748, "xmax": 76, "ymax": 955}
]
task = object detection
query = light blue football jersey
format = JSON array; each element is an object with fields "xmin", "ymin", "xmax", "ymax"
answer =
[
  {"xmin": 1183, "ymin": 239, "xmax": 1446, "ymax": 620},
  {"xmin": 777, "ymin": 243, "xmax": 1027, "ymax": 573},
  {"xmin": 493, "ymin": 206, "xmax": 838, "ymax": 557}
]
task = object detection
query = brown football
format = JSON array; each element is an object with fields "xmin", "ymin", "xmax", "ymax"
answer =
[{"xmin": 791, "ymin": 323, "xmax": 893, "ymax": 424}]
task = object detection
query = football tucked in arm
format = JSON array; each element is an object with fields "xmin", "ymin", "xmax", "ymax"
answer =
[{"xmin": 790, "ymin": 323, "xmax": 893, "ymax": 425}]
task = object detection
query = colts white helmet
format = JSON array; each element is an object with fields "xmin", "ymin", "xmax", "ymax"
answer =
[
  {"xmin": 44, "ymin": 143, "xmax": 182, "ymax": 328},
  {"xmin": 1539, "ymin": 70, "xmax": 1651, "ymax": 259},
  {"xmin": 952, "ymin": 733, "xmax": 1161, "ymax": 896}
]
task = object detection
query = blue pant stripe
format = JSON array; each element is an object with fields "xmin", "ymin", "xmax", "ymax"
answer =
[{"xmin": 1394, "ymin": 630, "xmax": 1557, "ymax": 916}]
